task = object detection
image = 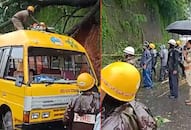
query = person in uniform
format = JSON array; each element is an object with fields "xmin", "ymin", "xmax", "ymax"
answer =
[
  {"xmin": 63, "ymin": 73, "xmax": 99, "ymax": 130},
  {"xmin": 149, "ymin": 43, "xmax": 158, "ymax": 80},
  {"xmin": 123, "ymin": 46, "xmax": 136, "ymax": 66},
  {"xmin": 100, "ymin": 62, "xmax": 157, "ymax": 130},
  {"xmin": 11, "ymin": 6, "xmax": 38, "ymax": 30},
  {"xmin": 167, "ymin": 39, "xmax": 180, "ymax": 99},
  {"xmin": 140, "ymin": 41, "xmax": 153, "ymax": 88},
  {"xmin": 183, "ymin": 40, "xmax": 191, "ymax": 105},
  {"xmin": 176, "ymin": 40, "xmax": 185, "ymax": 77},
  {"xmin": 159, "ymin": 45, "xmax": 168, "ymax": 81}
]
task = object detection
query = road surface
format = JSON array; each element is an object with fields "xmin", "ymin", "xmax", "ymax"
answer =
[{"xmin": 137, "ymin": 79, "xmax": 191, "ymax": 130}]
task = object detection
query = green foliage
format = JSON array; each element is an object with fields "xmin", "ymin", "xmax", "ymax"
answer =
[
  {"xmin": 102, "ymin": 0, "xmax": 190, "ymax": 66},
  {"xmin": 0, "ymin": 0, "xmax": 94, "ymax": 34},
  {"xmin": 102, "ymin": 4, "xmax": 116, "ymax": 54},
  {"xmin": 102, "ymin": 0, "xmax": 147, "ymax": 65},
  {"xmin": 0, "ymin": 0, "xmax": 34, "ymax": 24},
  {"xmin": 133, "ymin": 14, "xmax": 147, "ymax": 25},
  {"xmin": 35, "ymin": 6, "xmax": 88, "ymax": 34},
  {"xmin": 114, "ymin": 0, "xmax": 137, "ymax": 9},
  {"xmin": 157, "ymin": 0, "xmax": 188, "ymax": 22}
]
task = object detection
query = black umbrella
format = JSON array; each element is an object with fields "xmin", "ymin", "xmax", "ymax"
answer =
[{"xmin": 166, "ymin": 20, "xmax": 191, "ymax": 35}]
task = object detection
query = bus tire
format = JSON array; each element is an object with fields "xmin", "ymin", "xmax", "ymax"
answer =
[{"xmin": 2, "ymin": 111, "xmax": 13, "ymax": 130}]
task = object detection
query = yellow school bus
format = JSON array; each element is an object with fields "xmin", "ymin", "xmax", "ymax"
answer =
[{"xmin": 0, "ymin": 30, "xmax": 97, "ymax": 129}]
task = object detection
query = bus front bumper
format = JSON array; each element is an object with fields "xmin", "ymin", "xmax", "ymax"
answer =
[{"xmin": 15, "ymin": 120, "xmax": 68, "ymax": 130}]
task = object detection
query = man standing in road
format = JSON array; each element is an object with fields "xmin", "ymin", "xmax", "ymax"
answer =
[
  {"xmin": 11, "ymin": 6, "xmax": 38, "ymax": 30},
  {"xmin": 149, "ymin": 43, "xmax": 158, "ymax": 80},
  {"xmin": 140, "ymin": 41, "xmax": 153, "ymax": 89},
  {"xmin": 159, "ymin": 45, "xmax": 168, "ymax": 81},
  {"xmin": 167, "ymin": 39, "xmax": 180, "ymax": 99}
]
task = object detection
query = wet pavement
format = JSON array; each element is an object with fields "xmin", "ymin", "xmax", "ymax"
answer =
[{"xmin": 137, "ymin": 79, "xmax": 191, "ymax": 130}]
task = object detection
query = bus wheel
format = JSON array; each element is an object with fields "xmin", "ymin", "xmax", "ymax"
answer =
[{"xmin": 2, "ymin": 111, "xmax": 13, "ymax": 130}]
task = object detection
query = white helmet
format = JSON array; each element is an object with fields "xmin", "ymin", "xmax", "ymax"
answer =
[
  {"xmin": 123, "ymin": 46, "xmax": 135, "ymax": 55},
  {"xmin": 168, "ymin": 39, "xmax": 176, "ymax": 46}
]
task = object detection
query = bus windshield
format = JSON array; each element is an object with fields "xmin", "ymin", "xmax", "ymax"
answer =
[{"xmin": 28, "ymin": 47, "xmax": 93, "ymax": 84}]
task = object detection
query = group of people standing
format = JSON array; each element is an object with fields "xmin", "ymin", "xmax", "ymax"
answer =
[
  {"xmin": 63, "ymin": 62, "xmax": 157, "ymax": 130},
  {"xmin": 63, "ymin": 52, "xmax": 158, "ymax": 129},
  {"xmin": 123, "ymin": 39, "xmax": 191, "ymax": 102},
  {"xmin": 159, "ymin": 39, "xmax": 191, "ymax": 102},
  {"xmin": 9, "ymin": 5, "xmax": 157, "ymax": 130}
]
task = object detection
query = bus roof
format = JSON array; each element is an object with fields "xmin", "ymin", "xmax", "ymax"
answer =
[{"xmin": 0, "ymin": 30, "xmax": 86, "ymax": 52}]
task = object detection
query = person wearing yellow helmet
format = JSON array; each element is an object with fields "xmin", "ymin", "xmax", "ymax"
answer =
[
  {"xmin": 63, "ymin": 73, "xmax": 99, "ymax": 130},
  {"xmin": 140, "ymin": 41, "xmax": 153, "ymax": 88},
  {"xmin": 100, "ymin": 62, "xmax": 156, "ymax": 130},
  {"xmin": 176, "ymin": 40, "xmax": 182, "ymax": 46},
  {"xmin": 11, "ymin": 5, "xmax": 39, "ymax": 30},
  {"xmin": 149, "ymin": 43, "xmax": 158, "ymax": 80},
  {"xmin": 149, "ymin": 43, "xmax": 155, "ymax": 49}
]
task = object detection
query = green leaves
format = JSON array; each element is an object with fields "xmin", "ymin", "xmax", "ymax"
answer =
[
  {"xmin": 154, "ymin": 116, "xmax": 171, "ymax": 127},
  {"xmin": 157, "ymin": 0, "xmax": 188, "ymax": 22}
]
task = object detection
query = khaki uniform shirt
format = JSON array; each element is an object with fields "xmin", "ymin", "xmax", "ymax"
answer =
[
  {"xmin": 11, "ymin": 10, "xmax": 29, "ymax": 30},
  {"xmin": 184, "ymin": 49, "xmax": 191, "ymax": 68},
  {"xmin": 13, "ymin": 10, "xmax": 29, "ymax": 23},
  {"xmin": 64, "ymin": 92, "xmax": 99, "ymax": 130},
  {"xmin": 184, "ymin": 49, "xmax": 191, "ymax": 86}
]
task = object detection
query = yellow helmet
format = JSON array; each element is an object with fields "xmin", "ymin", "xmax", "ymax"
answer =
[
  {"xmin": 149, "ymin": 43, "xmax": 155, "ymax": 49},
  {"xmin": 77, "ymin": 73, "xmax": 95, "ymax": 91},
  {"xmin": 27, "ymin": 6, "xmax": 35, "ymax": 13},
  {"xmin": 176, "ymin": 40, "xmax": 181, "ymax": 46},
  {"xmin": 101, "ymin": 62, "xmax": 141, "ymax": 102}
]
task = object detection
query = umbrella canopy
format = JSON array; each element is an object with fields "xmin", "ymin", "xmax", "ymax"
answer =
[{"xmin": 166, "ymin": 20, "xmax": 191, "ymax": 35}]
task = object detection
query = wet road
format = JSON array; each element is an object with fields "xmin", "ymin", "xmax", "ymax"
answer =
[{"xmin": 137, "ymin": 79, "xmax": 191, "ymax": 130}]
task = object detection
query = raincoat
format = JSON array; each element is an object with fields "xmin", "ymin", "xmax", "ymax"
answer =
[
  {"xmin": 140, "ymin": 48, "xmax": 153, "ymax": 87},
  {"xmin": 64, "ymin": 92, "xmax": 99, "ymax": 130},
  {"xmin": 101, "ymin": 100, "xmax": 157, "ymax": 130}
]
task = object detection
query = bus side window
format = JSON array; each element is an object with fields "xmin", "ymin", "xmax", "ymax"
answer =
[
  {"xmin": 0, "ymin": 47, "xmax": 11, "ymax": 78},
  {"xmin": 4, "ymin": 47, "xmax": 23, "ymax": 80}
]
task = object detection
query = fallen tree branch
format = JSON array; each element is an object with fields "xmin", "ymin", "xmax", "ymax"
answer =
[
  {"xmin": 0, "ymin": 19, "xmax": 11, "ymax": 29},
  {"xmin": 65, "ymin": 0, "xmax": 99, "ymax": 36},
  {"xmin": 53, "ymin": 15, "xmax": 84, "ymax": 27},
  {"xmin": 37, "ymin": 0, "xmax": 97, "ymax": 8},
  {"xmin": 62, "ymin": 7, "xmax": 81, "ymax": 33}
]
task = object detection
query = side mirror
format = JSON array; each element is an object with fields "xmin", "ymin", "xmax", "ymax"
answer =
[{"xmin": 15, "ymin": 76, "xmax": 24, "ymax": 87}]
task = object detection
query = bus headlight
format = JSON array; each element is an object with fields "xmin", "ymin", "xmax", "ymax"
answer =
[
  {"xmin": 31, "ymin": 112, "xmax": 40, "ymax": 119},
  {"xmin": 42, "ymin": 112, "xmax": 50, "ymax": 118}
]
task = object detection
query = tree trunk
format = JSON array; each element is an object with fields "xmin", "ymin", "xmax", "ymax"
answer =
[{"xmin": 37, "ymin": 0, "xmax": 97, "ymax": 7}]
